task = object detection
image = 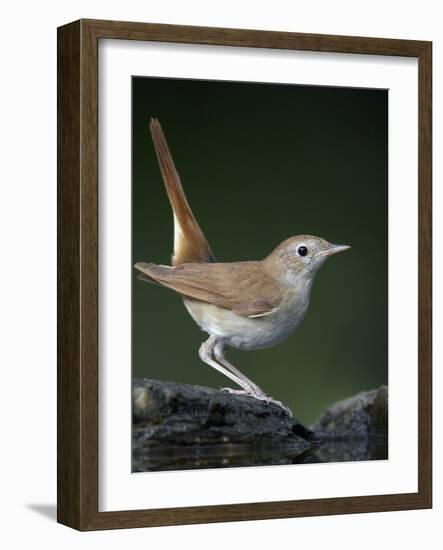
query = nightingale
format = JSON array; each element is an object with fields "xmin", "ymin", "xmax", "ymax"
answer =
[{"xmin": 135, "ymin": 119, "xmax": 350, "ymax": 415}]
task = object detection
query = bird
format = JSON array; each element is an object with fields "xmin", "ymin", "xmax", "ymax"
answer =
[{"xmin": 135, "ymin": 118, "xmax": 350, "ymax": 416}]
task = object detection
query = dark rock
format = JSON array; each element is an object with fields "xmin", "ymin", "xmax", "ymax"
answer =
[
  {"xmin": 306, "ymin": 385, "xmax": 388, "ymax": 463},
  {"xmin": 132, "ymin": 379, "xmax": 389, "ymax": 472},
  {"xmin": 370, "ymin": 384, "xmax": 388, "ymax": 437},
  {"xmin": 311, "ymin": 385, "xmax": 388, "ymax": 439},
  {"xmin": 132, "ymin": 378, "xmax": 312, "ymax": 472}
]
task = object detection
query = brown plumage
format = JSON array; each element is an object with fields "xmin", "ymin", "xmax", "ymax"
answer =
[
  {"xmin": 134, "ymin": 260, "xmax": 281, "ymax": 318},
  {"xmin": 149, "ymin": 118, "xmax": 215, "ymax": 266}
]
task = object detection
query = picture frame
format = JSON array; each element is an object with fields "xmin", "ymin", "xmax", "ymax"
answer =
[{"xmin": 57, "ymin": 18, "xmax": 432, "ymax": 530}]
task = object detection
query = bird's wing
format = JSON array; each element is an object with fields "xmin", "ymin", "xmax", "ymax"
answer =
[
  {"xmin": 149, "ymin": 119, "xmax": 215, "ymax": 266},
  {"xmin": 134, "ymin": 261, "xmax": 281, "ymax": 317}
]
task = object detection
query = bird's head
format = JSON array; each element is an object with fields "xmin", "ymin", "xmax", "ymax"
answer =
[{"xmin": 265, "ymin": 235, "xmax": 350, "ymax": 284}]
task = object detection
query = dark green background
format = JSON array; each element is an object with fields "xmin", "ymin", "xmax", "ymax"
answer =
[{"xmin": 132, "ymin": 76, "xmax": 388, "ymax": 425}]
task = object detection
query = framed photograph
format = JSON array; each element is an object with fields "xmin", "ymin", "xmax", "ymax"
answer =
[{"xmin": 57, "ymin": 19, "xmax": 432, "ymax": 530}]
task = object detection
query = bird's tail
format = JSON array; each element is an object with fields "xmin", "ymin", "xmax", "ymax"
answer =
[{"xmin": 149, "ymin": 118, "xmax": 215, "ymax": 266}]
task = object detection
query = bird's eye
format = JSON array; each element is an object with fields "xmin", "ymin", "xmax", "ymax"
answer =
[{"xmin": 297, "ymin": 245, "xmax": 308, "ymax": 257}]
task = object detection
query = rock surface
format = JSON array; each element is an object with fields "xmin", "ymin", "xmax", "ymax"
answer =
[
  {"xmin": 132, "ymin": 379, "xmax": 388, "ymax": 471},
  {"xmin": 132, "ymin": 378, "xmax": 312, "ymax": 472},
  {"xmin": 311, "ymin": 385, "xmax": 388, "ymax": 439}
]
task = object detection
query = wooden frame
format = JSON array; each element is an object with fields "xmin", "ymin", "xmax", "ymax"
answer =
[{"xmin": 57, "ymin": 18, "xmax": 432, "ymax": 530}]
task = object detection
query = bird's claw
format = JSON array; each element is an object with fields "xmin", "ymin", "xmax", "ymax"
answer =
[
  {"xmin": 220, "ymin": 387, "xmax": 292, "ymax": 417},
  {"xmin": 256, "ymin": 394, "xmax": 292, "ymax": 416},
  {"xmin": 266, "ymin": 398, "xmax": 293, "ymax": 417}
]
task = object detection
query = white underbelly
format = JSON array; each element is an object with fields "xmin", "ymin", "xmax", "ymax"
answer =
[{"xmin": 183, "ymin": 296, "xmax": 309, "ymax": 351}]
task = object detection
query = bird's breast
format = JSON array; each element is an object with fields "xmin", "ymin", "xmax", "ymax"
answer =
[{"xmin": 183, "ymin": 285, "xmax": 311, "ymax": 351}]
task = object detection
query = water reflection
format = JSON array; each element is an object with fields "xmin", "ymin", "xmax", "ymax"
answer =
[{"xmin": 132, "ymin": 435, "xmax": 388, "ymax": 472}]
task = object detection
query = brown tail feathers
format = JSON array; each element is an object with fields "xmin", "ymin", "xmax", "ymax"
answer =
[{"xmin": 149, "ymin": 118, "xmax": 215, "ymax": 266}]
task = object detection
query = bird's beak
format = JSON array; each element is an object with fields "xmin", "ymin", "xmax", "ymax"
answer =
[{"xmin": 321, "ymin": 244, "xmax": 351, "ymax": 257}]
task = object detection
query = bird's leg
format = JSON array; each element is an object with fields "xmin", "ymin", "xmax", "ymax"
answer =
[
  {"xmin": 213, "ymin": 343, "xmax": 292, "ymax": 416},
  {"xmin": 213, "ymin": 342, "xmax": 267, "ymax": 398},
  {"xmin": 199, "ymin": 336, "xmax": 252, "ymax": 393},
  {"xmin": 199, "ymin": 337, "xmax": 292, "ymax": 416}
]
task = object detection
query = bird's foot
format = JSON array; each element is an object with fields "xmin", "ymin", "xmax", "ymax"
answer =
[
  {"xmin": 261, "ymin": 396, "xmax": 293, "ymax": 417},
  {"xmin": 221, "ymin": 387, "xmax": 292, "ymax": 417}
]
